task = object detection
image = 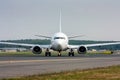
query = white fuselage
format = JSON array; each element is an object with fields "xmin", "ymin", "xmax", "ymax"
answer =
[{"xmin": 51, "ymin": 32, "xmax": 68, "ymax": 52}]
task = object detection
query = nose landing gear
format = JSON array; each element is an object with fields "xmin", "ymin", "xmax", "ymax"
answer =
[{"xmin": 58, "ymin": 51, "xmax": 62, "ymax": 56}]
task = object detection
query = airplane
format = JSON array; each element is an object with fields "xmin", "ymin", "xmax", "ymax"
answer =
[{"xmin": 0, "ymin": 12, "xmax": 120, "ymax": 56}]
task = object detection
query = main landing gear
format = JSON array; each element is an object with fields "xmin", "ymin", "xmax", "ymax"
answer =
[
  {"xmin": 45, "ymin": 49, "xmax": 75, "ymax": 57},
  {"xmin": 45, "ymin": 48, "xmax": 51, "ymax": 56},
  {"xmin": 68, "ymin": 49, "xmax": 74, "ymax": 56}
]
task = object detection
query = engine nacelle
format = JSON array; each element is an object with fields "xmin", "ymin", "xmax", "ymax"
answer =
[
  {"xmin": 32, "ymin": 46, "xmax": 42, "ymax": 54},
  {"xmin": 77, "ymin": 46, "xmax": 87, "ymax": 54}
]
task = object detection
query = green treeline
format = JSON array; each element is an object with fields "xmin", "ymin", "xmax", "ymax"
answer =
[{"xmin": 0, "ymin": 39, "xmax": 120, "ymax": 50}]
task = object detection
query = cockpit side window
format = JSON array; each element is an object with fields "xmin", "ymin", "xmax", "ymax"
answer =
[{"xmin": 54, "ymin": 37, "xmax": 65, "ymax": 40}]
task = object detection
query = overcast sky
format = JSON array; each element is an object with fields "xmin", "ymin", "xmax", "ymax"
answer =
[{"xmin": 0, "ymin": 0, "xmax": 120, "ymax": 41}]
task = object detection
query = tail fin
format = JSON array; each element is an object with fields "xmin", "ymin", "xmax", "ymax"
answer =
[{"xmin": 59, "ymin": 10, "xmax": 62, "ymax": 32}]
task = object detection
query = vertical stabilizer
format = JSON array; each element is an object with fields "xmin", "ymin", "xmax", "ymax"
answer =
[{"xmin": 59, "ymin": 10, "xmax": 62, "ymax": 32}]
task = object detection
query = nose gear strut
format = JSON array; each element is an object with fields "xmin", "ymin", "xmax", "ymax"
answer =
[{"xmin": 58, "ymin": 51, "xmax": 62, "ymax": 56}]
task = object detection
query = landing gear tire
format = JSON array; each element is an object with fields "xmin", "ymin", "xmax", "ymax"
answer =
[
  {"xmin": 45, "ymin": 52, "xmax": 51, "ymax": 56},
  {"xmin": 58, "ymin": 53, "xmax": 61, "ymax": 56},
  {"xmin": 68, "ymin": 52, "xmax": 71, "ymax": 56},
  {"xmin": 68, "ymin": 52, "xmax": 74, "ymax": 56},
  {"xmin": 72, "ymin": 53, "xmax": 74, "ymax": 56},
  {"xmin": 48, "ymin": 52, "xmax": 51, "ymax": 56}
]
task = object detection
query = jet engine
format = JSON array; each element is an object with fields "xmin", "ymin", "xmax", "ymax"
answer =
[
  {"xmin": 77, "ymin": 46, "xmax": 87, "ymax": 54},
  {"xmin": 32, "ymin": 46, "xmax": 42, "ymax": 54}
]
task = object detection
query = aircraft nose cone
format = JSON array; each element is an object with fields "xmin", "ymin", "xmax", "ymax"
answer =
[
  {"xmin": 57, "ymin": 43, "xmax": 62, "ymax": 49},
  {"xmin": 56, "ymin": 40, "xmax": 63, "ymax": 50}
]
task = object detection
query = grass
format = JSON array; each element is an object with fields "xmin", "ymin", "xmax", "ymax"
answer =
[
  {"xmin": 88, "ymin": 50, "xmax": 113, "ymax": 54},
  {"xmin": 0, "ymin": 51, "xmax": 68, "ymax": 57},
  {"xmin": 1, "ymin": 65, "xmax": 120, "ymax": 80},
  {"xmin": 0, "ymin": 50, "xmax": 112, "ymax": 57},
  {"xmin": 0, "ymin": 52, "xmax": 34, "ymax": 56}
]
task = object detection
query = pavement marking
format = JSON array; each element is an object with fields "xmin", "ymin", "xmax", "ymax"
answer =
[
  {"xmin": 0, "ymin": 59, "xmax": 84, "ymax": 64},
  {"xmin": 0, "ymin": 57, "xmax": 112, "ymax": 64}
]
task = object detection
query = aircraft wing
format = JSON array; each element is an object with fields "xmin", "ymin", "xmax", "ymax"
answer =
[
  {"xmin": 0, "ymin": 41, "xmax": 50, "ymax": 48},
  {"xmin": 69, "ymin": 42, "xmax": 120, "ymax": 49}
]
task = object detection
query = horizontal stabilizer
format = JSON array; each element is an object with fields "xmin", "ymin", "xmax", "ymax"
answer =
[
  {"xmin": 68, "ymin": 35, "xmax": 85, "ymax": 39},
  {"xmin": 35, "ymin": 35, "xmax": 51, "ymax": 39}
]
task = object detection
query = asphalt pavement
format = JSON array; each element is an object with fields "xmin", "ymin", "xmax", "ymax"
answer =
[{"xmin": 0, "ymin": 53, "xmax": 120, "ymax": 79}]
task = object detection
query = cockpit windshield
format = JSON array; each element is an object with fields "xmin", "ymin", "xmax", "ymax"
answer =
[{"xmin": 54, "ymin": 37, "xmax": 65, "ymax": 40}]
